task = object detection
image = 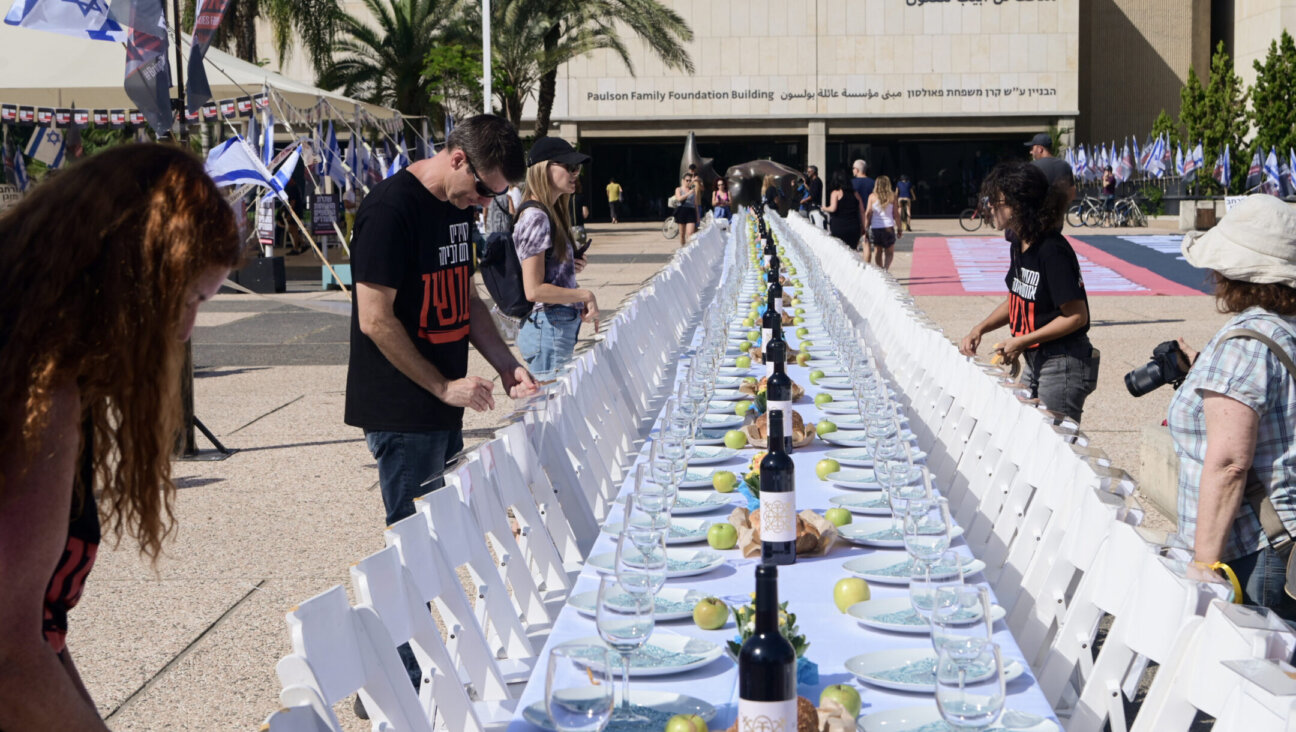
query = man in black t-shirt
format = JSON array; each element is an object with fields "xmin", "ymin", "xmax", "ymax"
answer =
[
  {"xmin": 1025, "ymin": 132, "xmax": 1076, "ymax": 205},
  {"xmin": 345, "ymin": 115, "xmax": 536, "ymax": 527}
]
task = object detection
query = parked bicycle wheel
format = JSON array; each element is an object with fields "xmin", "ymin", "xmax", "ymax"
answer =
[
  {"xmin": 958, "ymin": 208, "xmax": 983, "ymax": 232},
  {"xmin": 1128, "ymin": 204, "xmax": 1147, "ymax": 227},
  {"xmin": 1082, "ymin": 206, "xmax": 1101, "ymax": 228},
  {"xmin": 1066, "ymin": 204, "xmax": 1086, "ymax": 228},
  {"xmin": 662, "ymin": 217, "xmax": 679, "ymax": 240}
]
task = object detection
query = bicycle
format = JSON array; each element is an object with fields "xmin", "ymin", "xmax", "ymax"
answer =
[
  {"xmin": 661, "ymin": 215, "xmax": 679, "ymax": 239},
  {"xmin": 959, "ymin": 198, "xmax": 991, "ymax": 232},
  {"xmin": 1066, "ymin": 195, "xmax": 1099, "ymax": 227},
  {"xmin": 1111, "ymin": 196, "xmax": 1148, "ymax": 227}
]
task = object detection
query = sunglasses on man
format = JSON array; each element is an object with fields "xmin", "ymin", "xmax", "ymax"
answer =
[{"xmin": 465, "ymin": 153, "xmax": 509, "ymax": 198}]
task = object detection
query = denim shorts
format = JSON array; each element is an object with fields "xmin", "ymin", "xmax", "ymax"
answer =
[
  {"xmin": 517, "ymin": 305, "xmax": 582, "ymax": 380},
  {"xmin": 1021, "ymin": 342, "xmax": 1100, "ymax": 423}
]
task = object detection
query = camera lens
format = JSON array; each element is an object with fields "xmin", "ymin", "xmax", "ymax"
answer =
[{"xmin": 1124, "ymin": 361, "xmax": 1165, "ymax": 397}]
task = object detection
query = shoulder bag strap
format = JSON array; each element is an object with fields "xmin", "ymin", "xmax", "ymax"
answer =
[{"xmin": 1219, "ymin": 328, "xmax": 1296, "ymax": 547}]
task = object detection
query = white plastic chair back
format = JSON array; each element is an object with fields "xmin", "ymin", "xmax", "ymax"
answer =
[{"xmin": 264, "ymin": 686, "xmax": 341, "ymax": 732}]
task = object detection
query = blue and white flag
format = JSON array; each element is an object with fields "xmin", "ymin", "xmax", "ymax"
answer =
[
  {"xmin": 1146, "ymin": 136, "xmax": 1166, "ymax": 178},
  {"xmin": 204, "ymin": 135, "xmax": 275, "ymax": 191},
  {"xmin": 1076, "ymin": 144, "xmax": 1088, "ymax": 178},
  {"xmin": 345, "ymin": 136, "xmax": 366, "ymax": 189},
  {"xmin": 323, "ymin": 121, "xmax": 346, "ymax": 188},
  {"xmin": 261, "ymin": 107, "xmax": 275, "ymax": 167},
  {"xmin": 1214, "ymin": 144, "xmax": 1231, "ymax": 189},
  {"xmin": 4, "ymin": 0, "xmax": 125, "ymax": 41},
  {"xmin": 1190, "ymin": 142, "xmax": 1204, "ymax": 176},
  {"xmin": 1288, "ymin": 149, "xmax": 1296, "ymax": 194},
  {"xmin": 25, "ymin": 126, "xmax": 65, "ymax": 168},
  {"xmin": 263, "ymin": 144, "xmax": 300, "ymax": 203},
  {"xmin": 385, "ymin": 151, "xmax": 405, "ymax": 179},
  {"xmin": 1264, "ymin": 148, "xmax": 1282, "ymax": 195},
  {"xmin": 13, "ymin": 146, "xmax": 28, "ymax": 191}
]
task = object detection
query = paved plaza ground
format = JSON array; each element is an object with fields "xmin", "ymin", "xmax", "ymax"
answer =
[{"xmin": 79, "ymin": 215, "xmax": 1215, "ymax": 729}]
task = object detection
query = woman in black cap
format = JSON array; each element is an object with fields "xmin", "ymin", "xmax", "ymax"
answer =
[{"xmin": 514, "ymin": 137, "xmax": 599, "ymax": 379}]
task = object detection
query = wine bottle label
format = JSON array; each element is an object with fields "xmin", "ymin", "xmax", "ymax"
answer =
[
  {"xmin": 760, "ymin": 491, "xmax": 796, "ymax": 542},
  {"xmin": 765, "ymin": 359, "xmax": 775, "ymax": 378},
  {"xmin": 769, "ymin": 400, "xmax": 792, "ymax": 435},
  {"xmin": 762, "ymin": 328, "xmax": 772, "ymax": 350},
  {"xmin": 764, "ymin": 255, "xmax": 771, "ymax": 267},
  {"xmin": 737, "ymin": 698, "xmax": 797, "ymax": 732}
]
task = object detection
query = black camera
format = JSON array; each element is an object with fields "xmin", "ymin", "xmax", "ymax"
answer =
[{"xmin": 1125, "ymin": 340, "xmax": 1191, "ymax": 397}]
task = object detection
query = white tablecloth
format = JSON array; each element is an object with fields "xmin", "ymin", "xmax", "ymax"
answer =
[{"xmin": 508, "ymin": 249, "xmax": 1057, "ymax": 732}]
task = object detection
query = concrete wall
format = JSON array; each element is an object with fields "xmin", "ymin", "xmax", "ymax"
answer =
[
  {"xmin": 1233, "ymin": 0, "xmax": 1296, "ymax": 91},
  {"xmin": 1077, "ymin": 0, "xmax": 1210, "ymax": 143}
]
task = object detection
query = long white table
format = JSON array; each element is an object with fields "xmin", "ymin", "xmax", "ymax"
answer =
[{"xmin": 507, "ymin": 225, "xmax": 1058, "ymax": 731}]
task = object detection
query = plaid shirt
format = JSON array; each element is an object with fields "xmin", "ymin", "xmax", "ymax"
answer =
[{"xmin": 1167, "ymin": 307, "xmax": 1296, "ymax": 561}]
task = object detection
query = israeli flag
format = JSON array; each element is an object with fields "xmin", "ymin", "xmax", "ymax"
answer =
[
  {"xmin": 261, "ymin": 108, "xmax": 275, "ymax": 167},
  {"xmin": 385, "ymin": 151, "xmax": 406, "ymax": 179},
  {"xmin": 1264, "ymin": 148, "xmax": 1282, "ymax": 194},
  {"xmin": 323, "ymin": 122, "xmax": 347, "ymax": 188},
  {"xmin": 263, "ymin": 145, "xmax": 301, "ymax": 203},
  {"xmin": 13, "ymin": 147, "xmax": 28, "ymax": 191},
  {"xmin": 24, "ymin": 126, "xmax": 65, "ymax": 168},
  {"xmin": 4, "ymin": 0, "xmax": 126, "ymax": 42},
  {"xmin": 205, "ymin": 136, "xmax": 276, "ymax": 191}
]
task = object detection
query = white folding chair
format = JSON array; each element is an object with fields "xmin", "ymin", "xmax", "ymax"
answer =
[
  {"xmin": 497, "ymin": 419, "xmax": 596, "ymax": 559},
  {"xmin": 276, "ymin": 585, "xmax": 433, "ymax": 732},
  {"xmin": 261, "ymin": 686, "xmax": 341, "ymax": 732}
]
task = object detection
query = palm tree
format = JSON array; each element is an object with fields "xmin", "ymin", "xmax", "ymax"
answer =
[
  {"xmin": 182, "ymin": 0, "xmax": 342, "ymax": 73},
  {"xmin": 318, "ymin": 0, "xmax": 471, "ymax": 123},
  {"xmin": 521, "ymin": 0, "xmax": 695, "ymax": 139}
]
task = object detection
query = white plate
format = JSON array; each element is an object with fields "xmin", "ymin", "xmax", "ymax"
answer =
[
  {"xmin": 688, "ymin": 446, "xmax": 741, "ymax": 466},
  {"xmin": 826, "ymin": 469, "xmax": 882, "ymax": 490},
  {"xmin": 692, "ymin": 429, "xmax": 730, "ymax": 446},
  {"xmin": 700, "ymin": 414, "xmax": 744, "ymax": 429},
  {"xmin": 846, "ymin": 647, "xmax": 1025, "ymax": 693},
  {"xmin": 839, "ymin": 519, "xmax": 964, "ymax": 549},
  {"xmin": 603, "ymin": 517, "xmax": 714, "ymax": 545},
  {"xmin": 679, "ymin": 466, "xmax": 732, "ymax": 488},
  {"xmin": 816, "ymin": 376, "xmax": 856, "ymax": 388},
  {"xmin": 707, "ymin": 401, "xmax": 745, "ymax": 414},
  {"xmin": 616, "ymin": 491, "xmax": 736, "ymax": 515},
  {"xmin": 523, "ymin": 691, "xmax": 719, "ymax": 731},
  {"xmin": 859, "ymin": 705, "xmax": 1057, "ymax": 732},
  {"xmin": 569, "ymin": 586, "xmax": 710, "ymax": 622},
  {"xmin": 819, "ymin": 400, "xmax": 861, "ymax": 415},
  {"xmin": 821, "ymin": 431, "xmax": 920, "ymax": 449},
  {"xmin": 825, "ymin": 448, "xmax": 928, "ymax": 467},
  {"xmin": 589, "ymin": 548, "xmax": 726, "ymax": 578},
  {"xmin": 555, "ymin": 633, "xmax": 727, "ymax": 677},
  {"xmin": 847, "ymin": 597, "xmax": 1007, "ymax": 635},
  {"xmin": 713, "ymin": 377, "xmax": 745, "ymax": 389},
  {"xmin": 843, "ymin": 552, "xmax": 986, "ymax": 585},
  {"xmin": 829, "ymin": 493, "xmax": 892, "ymax": 515},
  {"xmin": 711, "ymin": 389, "xmax": 748, "ymax": 402},
  {"xmin": 718, "ymin": 367, "xmax": 754, "ymax": 376}
]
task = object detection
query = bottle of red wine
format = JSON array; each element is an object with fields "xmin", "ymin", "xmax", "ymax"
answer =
[
  {"xmin": 760, "ymin": 410, "xmax": 797, "ymax": 565},
  {"xmin": 766, "ymin": 343, "xmax": 795, "ymax": 454},
  {"xmin": 762, "ymin": 230, "xmax": 775, "ymax": 269},
  {"xmin": 761, "ymin": 286, "xmax": 780, "ymax": 355},
  {"xmin": 738, "ymin": 564, "xmax": 797, "ymax": 730}
]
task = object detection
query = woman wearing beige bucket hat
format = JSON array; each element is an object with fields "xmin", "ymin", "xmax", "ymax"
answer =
[{"xmin": 1168, "ymin": 194, "xmax": 1296, "ymax": 619}]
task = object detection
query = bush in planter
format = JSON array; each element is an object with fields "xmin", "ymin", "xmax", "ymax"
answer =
[{"xmin": 1139, "ymin": 186, "xmax": 1165, "ymax": 215}]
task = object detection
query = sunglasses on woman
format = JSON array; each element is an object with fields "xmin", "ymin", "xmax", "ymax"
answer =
[{"xmin": 550, "ymin": 162, "xmax": 582, "ymax": 174}]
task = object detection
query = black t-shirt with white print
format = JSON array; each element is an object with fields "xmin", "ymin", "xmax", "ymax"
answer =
[
  {"xmin": 1004, "ymin": 230, "xmax": 1089, "ymax": 350},
  {"xmin": 345, "ymin": 169, "xmax": 475, "ymax": 432}
]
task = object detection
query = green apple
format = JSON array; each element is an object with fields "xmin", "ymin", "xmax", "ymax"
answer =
[
  {"xmin": 800, "ymin": 340, "xmax": 814, "ymax": 349},
  {"xmin": 794, "ymin": 279, "xmax": 803, "ymax": 287},
  {"xmin": 825, "ymin": 507, "xmax": 852, "ymax": 527},
  {"xmin": 820, "ymin": 685, "xmax": 862, "ymax": 718},
  {"xmin": 792, "ymin": 299, "xmax": 802, "ymax": 307},
  {"xmin": 796, "ymin": 352, "xmax": 812, "ymax": 366},
  {"xmin": 735, "ymin": 400, "xmax": 753, "ymax": 417},
  {"xmin": 815, "ymin": 392, "xmax": 834, "ymax": 406},
  {"xmin": 808, "ymin": 369, "xmax": 825, "ymax": 384},
  {"xmin": 722, "ymin": 431, "xmax": 747, "ymax": 451},
  {"xmin": 741, "ymin": 376, "xmax": 758, "ymax": 385},
  {"xmin": 834, "ymin": 577, "xmax": 871, "ymax": 612},
  {"xmin": 746, "ymin": 330, "xmax": 761, "ymax": 342},
  {"xmin": 737, "ymin": 340, "xmax": 753, "ymax": 353},
  {"xmin": 793, "ymin": 316, "xmax": 806, "ymax": 325},
  {"xmin": 796, "ymin": 327, "xmax": 810, "ymax": 338},
  {"xmin": 816, "ymin": 421, "xmax": 838, "ymax": 437},
  {"xmin": 742, "ymin": 317, "xmax": 755, "ymax": 328},
  {"xmin": 712, "ymin": 469, "xmax": 740, "ymax": 492},
  {"xmin": 665, "ymin": 712, "xmax": 709, "ymax": 732},
  {"xmin": 735, "ymin": 355, "xmax": 752, "ymax": 369},
  {"xmin": 706, "ymin": 523, "xmax": 739, "ymax": 551},
  {"xmin": 815, "ymin": 458, "xmax": 841, "ymax": 480}
]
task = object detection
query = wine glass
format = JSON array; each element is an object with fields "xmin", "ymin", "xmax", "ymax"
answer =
[
  {"xmin": 930, "ymin": 584, "xmax": 995, "ymax": 664},
  {"xmin": 935, "ymin": 643, "xmax": 1006, "ymax": 732},
  {"xmin": 614, "ymin": 529, "xmax": 667, "ymax": 597},
  {"xmin": 596, "ymin": 575, "xmax": 655, "ymax": 722},
  {"xmin": 904, "ymin": 497, "xmax": 953, "ymax": 567},
  {"xmin": 910, "ymin": 551, "xmax": 965, "ymax": 621},
  {"xmin": 623, "ymin": 482, "xmax": 669, "ymax": 547},
  {"xmin": 546, "ymin": 644, "xmax": 614, "ymax": 732}
]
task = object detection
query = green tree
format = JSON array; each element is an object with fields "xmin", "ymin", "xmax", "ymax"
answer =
[
  {"xmin": 1178, "ymin": 66, "xmax": 1206, "ymax": 144},
  {"xmin": 1194, "ymin": 41, "xmax": 1251, "ymax": 194},
  {"xmin": 423, "ymin": 44, "xmax": 484, "ymax": 122},
  {"xmin": 523, "ymin": 0, "xmax": 695, "ymax": 139},
  {"xmin": 1151, "ymin": 108, "xmax": 1179, "ymax": 148},
  {"xmin": 1250, "ymin": 30, "xmax": 1296, "ymax": 159},
  {"xmin": 182, "ymin": 0, "xmax": 341, "ymax": 73},
  {"xmin": 318, "ymin": 0, "xmax": 470, "ymax": 124}
]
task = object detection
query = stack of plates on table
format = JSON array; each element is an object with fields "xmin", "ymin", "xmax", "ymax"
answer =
[
  {"xmin": 839, "ymin": 519, "xmax": 964, "ymax": 549},
  {"xmin": 569, "ymin": 586, "xmax": 707, "ymax": 621},
  {"xmin": 589, "ymin": 548, "xmax": 726, "ymax": 578},
  {"xmin": 847, "ymin": 597, "xmax": 1007, "ymax": 634},
  {"xmin": 523, "ymin": 691, "xmax": 718, "ymax": 731},
  {"xmin": 555, "ymin": 633, "xmax": 728, "ymax": 677},
  {"xmin": 846, "ymin": 648, "xmax": 1025, "ymax": 693},
  {"xmin": 858, "ymin": 705, "xmax": 1058, "ymax": 732},
  {"xmin": 687, "ymin": 446, "xmax": 740, "ymax": 465},
  {"xmin": 602, "ymin": 517, "xmax": 714, "ymax": 545},
  {"xmin": 843, "ymin": 551, "xmax": 986, "ymax": 584}
]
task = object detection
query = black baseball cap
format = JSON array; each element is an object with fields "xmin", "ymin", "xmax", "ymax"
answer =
[
  {"xmin": 527, "ymin": 136, "xmax": 591, "ymax": 167},
  {"xmin": 1024, "ymin": 133, "xmax": 1053, "ymax": 149}
]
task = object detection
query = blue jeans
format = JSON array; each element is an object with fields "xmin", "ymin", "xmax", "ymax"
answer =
[
  {"xmin": 1230, "ymin": 543, "xmax": 1296, "ymax": 623},
  {"xmin": 714, "ymin": 206, "xmax": 731, "ymax": 219},
  {"xmin": 364, "ymin": 428, "xmax": 463, "ymax": 690},
  {"xmin": 517, "ymin": 306, "xmax": 582, "ymax": 380},
  {"xmin": 365, "ymin": 429, "xmax": 464, "ymax": 527}
]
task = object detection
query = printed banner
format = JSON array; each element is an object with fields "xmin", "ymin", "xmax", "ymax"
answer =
[{"xmin": 185, "ymin": 0, "xmax": 231, "ymax": 113}]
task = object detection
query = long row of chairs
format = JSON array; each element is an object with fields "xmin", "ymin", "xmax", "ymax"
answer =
[
  {"xmin": 780, "ymin": 213, "xmax": 1296, "ymax": 732},
  {"xmin": 260, "ymin": 223, "xmax": 732, "ymax": 731}
]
